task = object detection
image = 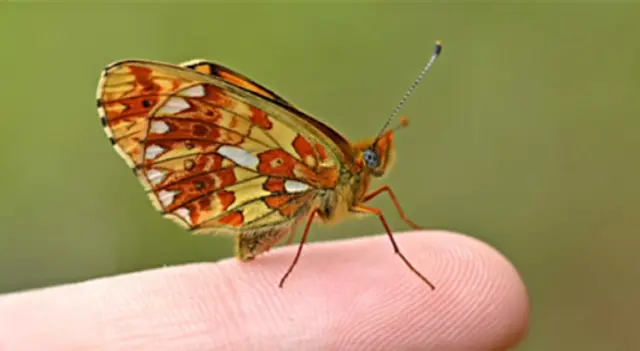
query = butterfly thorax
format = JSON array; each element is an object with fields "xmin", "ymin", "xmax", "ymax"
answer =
[
  {"xmin": 315, "ymin": 169, "xmax": 363, "ymax": 224},
  {"xmin": 315, "ymin": 130, "xmax": 396, "ymax": 224}
]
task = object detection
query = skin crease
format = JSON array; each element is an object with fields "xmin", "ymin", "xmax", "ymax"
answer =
[{"xmin": 0, "ymin": 230, "xmax": 530, "ymax": 351}]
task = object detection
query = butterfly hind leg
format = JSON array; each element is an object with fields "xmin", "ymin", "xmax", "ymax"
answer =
[{"xmin": 279, "ymin": 209, "xmax": 320, "ymax": 288}]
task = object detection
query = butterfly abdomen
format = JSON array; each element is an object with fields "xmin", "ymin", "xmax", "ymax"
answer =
[{"xmin": 235, "ymin": 224, "xmax": 295, "ymax": 260}]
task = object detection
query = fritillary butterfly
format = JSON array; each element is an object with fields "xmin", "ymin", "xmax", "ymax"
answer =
[{"xmin": 96, "ymin": 41, "xmax": 443, "ymax": 290}]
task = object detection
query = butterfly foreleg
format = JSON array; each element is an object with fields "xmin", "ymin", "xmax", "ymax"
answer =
[
  {"xmin": 351, "ymin": 204, "xmax": 435, "ymax": 290},
  {"xmin": 278, "ymin": 209, "xmax": 320, "ymax": 288},
  {"xmin": 362, "ymin": 185, "xmax": 422, "ymax": 230}
]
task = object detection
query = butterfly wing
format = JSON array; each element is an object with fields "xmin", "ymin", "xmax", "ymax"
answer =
[
  {"xmin": 97, "ymin": 60, "xmax": 344, "ymax": 258},
  {"xmin": 180, "ymin": 59, "xmax": 356, "ymax": 162},
  {"xmin": 180, "ymin": 59, "xmax": 294, "ymax": 108}
]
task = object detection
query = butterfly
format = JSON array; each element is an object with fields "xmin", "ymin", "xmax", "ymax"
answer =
[{"xmin": 96, "ymin": 41, "xmax": 442, "ymax": 290}]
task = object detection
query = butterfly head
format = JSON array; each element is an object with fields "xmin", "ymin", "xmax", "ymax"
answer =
[{"xmin": 354, "ymin": 117, "xmax": 408, "ymax": 177}]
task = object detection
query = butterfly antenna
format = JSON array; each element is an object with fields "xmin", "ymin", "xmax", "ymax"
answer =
[{"xmin": 375, "ymin": 40, "xmax": 443, "ymax": 141}]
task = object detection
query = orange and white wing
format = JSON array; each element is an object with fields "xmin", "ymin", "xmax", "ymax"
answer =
[
  {"xmin": 179, "ymin": 59, "xmax": 356, "ymax": 163},
  {"xmin": 96, "ymin": 60, "xmax": 342, "ymax": 235}
]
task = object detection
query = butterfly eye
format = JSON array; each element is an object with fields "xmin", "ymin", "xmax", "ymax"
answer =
[{"xmin": 363, "ymin": 149, "xmax": 380, "ymax": 170}]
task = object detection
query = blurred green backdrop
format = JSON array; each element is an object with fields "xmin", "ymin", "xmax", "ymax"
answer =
[{"xmin": 1, "ymin": 3, "xmax": 639, "ymax": 350}]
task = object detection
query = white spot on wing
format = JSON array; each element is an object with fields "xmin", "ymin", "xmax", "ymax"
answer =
[
  {"xmin": 174, "ymin": 207, "xmax": 192, "ymax": 225},
  {"xmin": 284, "ymin": 180, "xmax": 312, "ymax": 193},
  {"xmin": 180, "ymin": 85, "xmax": 205, "ymax": 97},
  {"xmin": 146, "ymin": 169, "xmax": 167, "ymax": 185},
  {"xmin": 158, "ymin": 97, "xmax": 190, "ymax": 114},
  {"xmin": 150, "ymin": 120, "xmax": 170, "ymax": 134},
  {"xmin": 218, "ymin": 145, "xmax": 259, "ymax": 169},
  {"xmin": 158, "ymin": 190, "xmax": 179, "ymax": 207},
  {"xmin": 145, "ymin": 144, "xmax": 166, "ymax": 159},
  {"xmin": 210, "ymin": 174, "xmax": 222, "ymax": 188}
]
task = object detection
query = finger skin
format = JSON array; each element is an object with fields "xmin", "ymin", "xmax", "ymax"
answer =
[{"xmin": 0, "ymin": 231, "xmax": 530, "ymax": 351}]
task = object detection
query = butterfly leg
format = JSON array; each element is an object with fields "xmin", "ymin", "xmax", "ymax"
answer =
[
  {"xmin": 352, "ymin": 204, "xmax": 435, "ymax": 290},
  {"xmin": 362, "ymin": 185, "xmax": 423, "ymax": 229},
  {"xmin": 279, "ymin": 209, "xmax": 319, "ymax": 288}
]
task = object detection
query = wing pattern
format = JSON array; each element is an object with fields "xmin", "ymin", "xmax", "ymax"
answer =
[{"xmin": 96, "ymin": 60, "xmax": 341, "ymax": 245}]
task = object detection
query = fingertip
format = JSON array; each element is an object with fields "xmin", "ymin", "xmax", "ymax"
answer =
[
  {"xmin": 0, "ymin": 230, "xmax": 529, "ymax": 351},
  {"xmin": 397, "ymin": 230, "xmax": 530, "ymax": 350},
  {"xmin": 238, "ymin": 230, "xmax": 530, "ymax": 350}
]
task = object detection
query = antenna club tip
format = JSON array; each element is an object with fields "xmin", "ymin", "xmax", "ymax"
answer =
[
  {"xmin": 434, "ymin": 40, "xmax": 443, "ymax": 55},
  {"xmin": 400, "ymin": 116, "xmax": 409, "ymax": 127}
]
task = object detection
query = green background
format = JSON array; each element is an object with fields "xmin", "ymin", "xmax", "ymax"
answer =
[{"xmin": 1, "ymin": 3, "xmax": 638, "ymax": 350}]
